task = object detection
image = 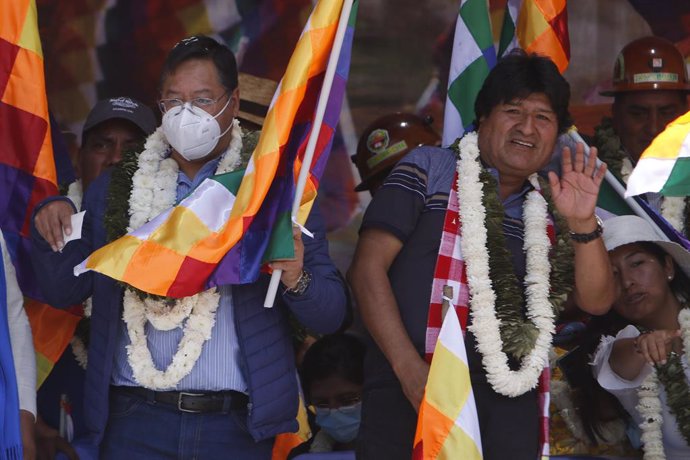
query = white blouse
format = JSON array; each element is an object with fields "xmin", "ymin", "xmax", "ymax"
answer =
[
  {"xmin": 592, "ymin": 324, "xmax": 690, "ymax": 459},
  {"xmin": 0, "ymin": 231, "xmax": 36, "ymax": 417}
]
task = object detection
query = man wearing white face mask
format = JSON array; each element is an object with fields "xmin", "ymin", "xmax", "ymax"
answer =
[{"xmin": 30, "ymin": 35, "xmax": 348, "ymax": 460}]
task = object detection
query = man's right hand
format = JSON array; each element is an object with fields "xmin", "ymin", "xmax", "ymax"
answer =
[
  {"xmin": 35, "ymin": 417, "xmax": 78, "ymax": 460},
  {"xmin": 34, "ymin": 201, "xmax": 75, "ymax": 252},
  {"xmin": 349, "ymin": 227, "xmax": 429, "ymax": 412},
  {"xmin": 395, "ymin": 355, "xmax": 430, "ymax": 412}
]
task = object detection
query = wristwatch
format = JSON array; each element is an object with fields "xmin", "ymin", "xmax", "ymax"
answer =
[
  {"xmin": 568, "ymin": 215, "xmax": 604, "ymax": 243},
  {"xmin": 285, "ymin": 270, "xmax": 311, "ymax": 296}
]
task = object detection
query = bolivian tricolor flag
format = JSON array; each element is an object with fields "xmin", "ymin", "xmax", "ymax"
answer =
[{"xmin": 626, "ymin": 110, "xmax": 690, "ymax": 198}]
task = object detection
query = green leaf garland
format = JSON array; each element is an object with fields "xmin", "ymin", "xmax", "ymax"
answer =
[
  {"xmin": 655, "ymin": 351, "xmax": 690, "ymax": 446},
  {"xmin": 477, "ymin": 165, "xmax": 574, "ymax": 359}
]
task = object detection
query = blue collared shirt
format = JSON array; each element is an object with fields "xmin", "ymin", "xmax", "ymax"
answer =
[{"xmin": 112, "ymin": 156, "xmax": 247, "ymax": 392}]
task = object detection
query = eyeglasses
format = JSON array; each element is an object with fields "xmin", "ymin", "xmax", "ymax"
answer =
[{"xmin": 158, "ymin": 92, "xmax": 228, "ymax": 113}]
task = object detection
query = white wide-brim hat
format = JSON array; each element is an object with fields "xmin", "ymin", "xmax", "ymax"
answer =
[{"xmin": 603, "ymin": 215, "xmax": 690, "ymax": 278}]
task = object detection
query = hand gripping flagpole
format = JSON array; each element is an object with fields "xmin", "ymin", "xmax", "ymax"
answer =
[
  {"xmin": 264, "ymin": 0, "xmax": 354, "ymax": 308},
  {"xmin": 568, "ymin": 128, "xmax": 669, "ymax": 241}
]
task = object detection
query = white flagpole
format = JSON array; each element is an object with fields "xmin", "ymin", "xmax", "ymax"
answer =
[
  {"xmin": 568, "ymin": 129, "xmax": 669, "ymax": 241},
  {"xmin": 263, "ymin": 0, "xmax": 354, "ymax": 308}
]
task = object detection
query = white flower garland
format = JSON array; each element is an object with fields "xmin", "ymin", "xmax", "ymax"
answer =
[
  {"xmin": 70, "ymin": 335, "xmax": 88, "ymax": 370},
  {"xmin": 635, "ymin": 309, "xmax": 690, "ymax": 459},
  {"xmin": 128, "ymin": 119, "xmax": 242, "ymax": 232},
  {"xmin": 70, "ymin": 297, "xmax": 93, "ymax": 370},
  {"xmin": 66, "ymin": 179, "xmax": 83, "ymax": 211},
  {"xmin": 620, "ymin": 157, "xmax": 633, "ymax": 184},
  {"xmin": 661, "ymin": 197, "xmax": 686, "ymax": 234},
  {"xmin": 142, "ymin": 296, "xmax": 195, "ymax": 331},
  {"xmin": 637, "ymin": 372, "xmax": 665, "ymax": 460},
  {"xmin": 457, "ymin": 132, "xmax": 555, "ymax": 397},
  {"xmin": 123, "ymin": 119, "xmax": 243, "ymax": 389},
  {"xmin": 123, "ymin": 288, "xmax": 220, "ymax": 389}
]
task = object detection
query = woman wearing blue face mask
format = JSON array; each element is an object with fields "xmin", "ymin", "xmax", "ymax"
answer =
[{"xmin": 290, "ymin": 333, "xmax": 365, "ymax": 458}]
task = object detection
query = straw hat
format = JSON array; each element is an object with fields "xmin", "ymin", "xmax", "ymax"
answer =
[
  {"xmin": 602, "ymin": 215, "xmax": 690, "ymax": 277},
  {"xmin": 237, "ymin": 73, "xmax": 278, "ymax": 130}
]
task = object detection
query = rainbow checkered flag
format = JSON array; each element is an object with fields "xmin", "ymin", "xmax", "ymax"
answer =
[
  {"xmin": 626, "ymin": 111, "xmax": 690, "ymax": 198},
  {"xmin": 413, "ymin": 308, "xmax": 482, "ymax": 460},
  {"xmin": 498, "ymin": 0, "xmax": 570, "ymax": 72},
  {"xmin": 0, "ymin": 0, "xmax": 82, "ymax": 386},
  {"xmin": 0, "ymin": 0, "xmax": 57, "ymax": 296},
  {"xmin": 441, "ymin": 0, "xmax": 496, "ymax": 147},
  {"xmin": 75, "ymin": 0, "xmax": 357, "ymax": 298}
]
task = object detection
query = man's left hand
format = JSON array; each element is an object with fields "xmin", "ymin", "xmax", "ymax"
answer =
[
  {"xmin": 269, "ymin": 226, "xmax": 304, "ymax": 290},
  {"xmin": 548, "ymin": 142, "xmax": 607, "ymax": 232}
]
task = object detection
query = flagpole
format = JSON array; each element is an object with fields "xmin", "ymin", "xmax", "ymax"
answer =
[
  {"xmin": 568, "ymin": 129, "xmax": 669, "ymax": 240},
  {"xmin": 263, "ymin": 0, "xmax": 354, "ymax": 308}
]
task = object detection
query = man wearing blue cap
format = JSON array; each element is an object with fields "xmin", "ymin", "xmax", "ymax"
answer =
[
  {"xmin": 78, "ymin": 97, "xmax": 157, "ymax": 191},
  {"xmin": 32, "ymin": 96, "xmax": 156, "ymax": 459}
]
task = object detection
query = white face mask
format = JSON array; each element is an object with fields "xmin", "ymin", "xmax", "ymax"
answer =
[{"xmin": 161, "ymin": 96, "xmax": 232, "ymax": 161}]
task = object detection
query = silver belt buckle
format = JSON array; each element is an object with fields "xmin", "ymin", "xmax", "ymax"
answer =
[{"xmin": 177, "ymin": 392, "xmax": 204, "ymax": 413}]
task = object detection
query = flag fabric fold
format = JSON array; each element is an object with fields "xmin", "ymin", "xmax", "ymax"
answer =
[
  {"xmin": 625, "ymin": 110, "xmax": 690, "ymax": 198},
  {"xmin": 75, "ymin": 0, "xmax": 356, "ymax": 298},
  {"xmin": 25, "ymin": 300, "xmax": 81, "ymax": 387},
  {"xmin": 498, "ymin": 0, "xmax": 521, "ymax": 57},
  {"xmin": 0, "ymin": 0, "xmax": 57, "ymax": 299},
  {"xmin": 515, "ymin": 0, "xmax": 569, "ymax": 73},
  {"xmin": 413, "ymin": 308, "xmax": 482, "ymax": 460}
]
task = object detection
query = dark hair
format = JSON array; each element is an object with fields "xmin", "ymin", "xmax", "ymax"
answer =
[
  {"xmin": 474, "ymin": 50, "xmax": 572, "ymax": 134},
  {"xmin": 300, "ymin": 333, "xmax": 365, "ymax": 400},
  {"xmin": 158, "ymin": 35, "xmax": 238, "ymax": 93}
]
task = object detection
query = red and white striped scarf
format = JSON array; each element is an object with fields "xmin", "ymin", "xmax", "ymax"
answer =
[{"xmin": 426, "ymin": 170, "xmax": 552, "ymax": 459}]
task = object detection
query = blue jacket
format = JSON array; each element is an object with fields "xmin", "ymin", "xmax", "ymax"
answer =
[{"xmin": 31, "ymin": 170, "xmax": 347, "ymax": 449}]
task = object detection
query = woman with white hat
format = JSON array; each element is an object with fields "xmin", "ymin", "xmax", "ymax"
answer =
[{"xmin": 591, "ymin": 215, "xmax": 690, "ymax": 459}]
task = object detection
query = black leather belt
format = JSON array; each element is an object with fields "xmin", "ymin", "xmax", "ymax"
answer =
[{"xmin": 112, "ymin": 386, "xmax": 249, "ymax": 413}]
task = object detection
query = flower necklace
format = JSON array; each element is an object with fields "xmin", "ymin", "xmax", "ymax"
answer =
[
  {"xmin": 594, "ymin": 118, "xmax": 689, "ymax": 234},
  {"xmin": 128, "ymin": 119, "xmax": 243, "ymax": 232},
  {"xmin": 69, "ymin": 297, "xmax": 91, "ymax": 370},
  {"xmin": 123, "ymin": 288, "xmax": 219, "ymax": 389},
  {"xmin": 63, "ymin": 179, "xmax": 91, "ymax": 368},
  {"xmin": 638, "ymin": 371, "xmax": 665, "ymax": 460},
  {"xmin": 66, "ymin": 179, "xmax": 83, "ymax": 212},
  {"xmin": 637, "ymin": 308, "xmax": 690, "ymax": 459},
  {"xmin": 122, "ymin": 119, "xmax": 243, "ymax": 390},
  {"xmin": 456, "ymin": 132, "xmax": 558, "ymax": 397}
]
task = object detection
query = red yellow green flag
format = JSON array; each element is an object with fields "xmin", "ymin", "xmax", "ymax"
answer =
[{"xmin": 626, "ymin": 110, "xmax": 690, "ymax": 198}]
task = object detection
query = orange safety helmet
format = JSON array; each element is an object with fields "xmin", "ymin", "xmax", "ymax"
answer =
[
  {"xmin": 601, "ymin": 36, "xmax": 690, "ymax": 95},
  {"xmin": 352, "ymin": 113, "xmax": 440, "ymax": 192}
]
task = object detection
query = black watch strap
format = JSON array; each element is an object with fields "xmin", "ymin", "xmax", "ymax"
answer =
[{"xmin": 568, "ymin": 217, "xmax": 603, "ymax": 243}]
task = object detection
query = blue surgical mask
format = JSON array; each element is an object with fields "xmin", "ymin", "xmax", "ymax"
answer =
[{"xmin": 314, "ymin": 402, "xmax": 362, "ymax": 444}]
